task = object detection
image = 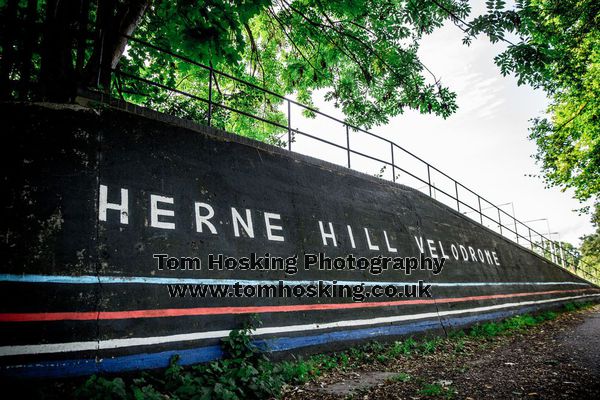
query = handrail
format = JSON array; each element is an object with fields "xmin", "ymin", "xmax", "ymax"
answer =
[{"xmin": 109, "ymin": 34, "xmax": 598, "ymax": 285}]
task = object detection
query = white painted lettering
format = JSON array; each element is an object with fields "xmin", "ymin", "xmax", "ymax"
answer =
[
  {"xmin": 383, "ymin": 231, "xmax": 397, "ymax": 253},
  {"xmin": 438, "ymin": 241, "xmax": 448, "ymax": 258},
  {"xmin": 468, "ymin": 246, "xmax": 478, "ymax": 262},
  {"xmin": 492, "ymin": 251, "xmax": 500, "ymax": 266},
  {"xmin": 415, "ymin": 236, "xmax": 425, "ymax": 254},
  {"xmin": 195, "ymin": 202, "xmax": 217, "ymax": 234},
  {"xmin": 150, "ymin": 195, "xmax": 175, "ymax": 230},
  {"xmin": 459, "ymin": 245, "xmax": 469, "ymax": 261},
  {"xmin": 451, "ymin": 244, "xmax": 459, "ymax": 260},
  {"xmin": 364, "ymin": 228, "xmax": 380, "ymax": 251},
  {"xmin": 484, "ymin": 249, "xmax": 493, "ymax": 264},
  {"xmin": 427, "ymin": 239, "xmax": 438, "ymax": 258},
  {"xmin": 477, "ymin": 249, "xmax": 485, "ymax": 263},
  {"xmin": 231, "ymin": 208, "xmax": 254, "ymax": 238},
  {"xmin": 264, "ymin": 212, "xmax": 284, "ymax": 242},
  {"xmin": 99, "ymin": 185, "xmax": 128, "ymax": 224},
  {"xmin": 347, "ymin": 225, "xmax": 356, "ymax": 249},
  {"xmin": 319, "ymin": 221, "xmax": 337, "ymax": 246}
]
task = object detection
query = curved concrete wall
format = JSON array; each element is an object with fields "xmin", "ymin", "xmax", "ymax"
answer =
[{"xmin": 1, "ymin": 102, "xmax": 598, "ymax": 378}]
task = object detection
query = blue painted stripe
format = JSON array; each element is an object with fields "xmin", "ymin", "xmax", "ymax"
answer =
[
  {"xmin": 0, "ymin": 274, "xmax": 590, "ymax": 287},
  {"xmin": 0, "ymin": 303, "xmax": 559, "ymax": 379}
]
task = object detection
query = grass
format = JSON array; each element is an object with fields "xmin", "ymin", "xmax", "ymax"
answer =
[
  {"xmin": 286, "ymin": 302, "xmax": 593, "ymax": 386},
  {"xmin": 468, "ymin": 310, "xmax": 560, "ymax": 339},
  {"xmin": 270, "ymin": 302, "xmax": 593, "ymax": 395},
  {"xmin": 389, "ymin": 372, "xmax": 412, "ymax": 383},
  {"xmin": 419, "ymin": 383, "xmax": 457, "ymax": 399}
]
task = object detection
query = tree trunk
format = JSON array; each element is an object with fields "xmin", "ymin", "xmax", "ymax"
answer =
[
  {"xmin": 38, "ymin": 0, "xmax": 80, "ymax": 101},
  {"xmin": 0, "ymin": 0, "xmax": 19, "ymax": 100},
  {"xmin": 84, "ymin": 0, "xmax": 151, "ymax": 91},
  {"xmin": 20, "ymin": 0, "xmax": 38, "ymax": 100}
]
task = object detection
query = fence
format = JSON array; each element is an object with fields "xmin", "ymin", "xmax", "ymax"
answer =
[{"xmin": 107, "ymin": 35, "xmax": 598, "ymax": 284}]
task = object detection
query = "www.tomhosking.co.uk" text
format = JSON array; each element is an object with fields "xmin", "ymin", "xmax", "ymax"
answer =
[{"xmin": 166, "ymin": 280, "xmax": 433, "ymax": 302}]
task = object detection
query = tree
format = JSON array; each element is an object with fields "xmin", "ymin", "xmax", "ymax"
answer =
[
  {"xmin": 462, "ymin": 0, "xmax": 599, "ymax": 206},
  {"xmin": 580, "ymin": 203, "xmax": 600, "ymax": 281},
  {"xmin": 1, "ymin": 0, "xmax": 472, "ymax": 141},
  {"xmin": 5, "ymin": 1, "xmax": 596, "ymax": 188}
]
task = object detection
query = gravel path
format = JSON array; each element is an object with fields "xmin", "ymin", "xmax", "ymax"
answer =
[{"xmin": 559, "ymin": 308, "xmax": 600, "ymax": 374}]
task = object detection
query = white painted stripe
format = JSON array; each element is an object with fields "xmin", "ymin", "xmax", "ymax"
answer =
[
  {"xmin": 0, "ymin": 274, "xmax": 590, "ymax": 287},
  {"xmin": 1, "ymin": 293, "xmax": 598, "ymax": 357}
]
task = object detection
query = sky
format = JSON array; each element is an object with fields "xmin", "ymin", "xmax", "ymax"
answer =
[{"xmin": 284, "ymin": 4, "xmax": 594, "ymax": 246}]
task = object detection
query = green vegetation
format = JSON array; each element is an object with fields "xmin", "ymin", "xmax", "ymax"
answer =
[
  {"xmin": 468, "ymin": 311, "xmax": 557, "ymax": 338},
  {"xmin": 580, "ymin": 204, "xmax": 600, "ymax": 282},
  {"xmin": 465, "ymin": 1, "xmax": 599, "ymax": 277},
  {"xmin": 68, "ymin": 302, "xmax": 593, "ymax": 399},
  {"xmin": 464, "ymin": 0, "xmax": 599, "ymax": 207},
  {"xmin": 390, "ymin": 337, "xmax": 419, "ymax": 356},
  {"xmin": 389, "ymin": 372, "xmax": 412, "ymax": 383},
  {"xmin": 1, "ymin": 0, "xmax": 470, "ymax": 139},
  {"xmin": 419, "ymin": 383, "xmax": 457, "ymax": 399},
  {"xmin": 76, "ymin": 318, "xmax": 288, "ymax": 399},
  {"xmin": 2, "ymin": 2, "xmax": 598, "ymax": 215},
  {"xmin": 420, "ymin": 337, "xmax": 441, "ymax": 354}
]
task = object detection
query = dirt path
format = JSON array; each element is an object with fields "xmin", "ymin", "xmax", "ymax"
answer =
[
  {"xmin": 433, "ymin": 306, "xmax": 600, "ymax": 399},
  {"xmin": 284, "ymin": 305, "xmax": 600, "ymax": 399},
  {"xmin": 559, "ymin": 307, "xmax": 600, "ymax": 374}
]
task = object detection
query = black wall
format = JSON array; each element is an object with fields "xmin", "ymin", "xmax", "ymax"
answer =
[{"xmin": 0, "ymin": 102, "xmax": 597, "ymax": 378}]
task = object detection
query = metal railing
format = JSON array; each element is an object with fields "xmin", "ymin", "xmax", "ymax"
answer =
[
  {"xmin": 105, "ymin": 35, "xmax": 600, "ymax": 284},
  {"xmin": 1, "ymin": 0, "xmax": 596, "ymax": 285},
  {"xmin": 2, "ymin": 12, "xmax": 594, "ymax": 285}
]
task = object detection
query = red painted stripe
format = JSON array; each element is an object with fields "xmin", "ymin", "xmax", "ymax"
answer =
[{"xmin": 0, "ymin": 288, "xmax": 595, "ymax": 322}]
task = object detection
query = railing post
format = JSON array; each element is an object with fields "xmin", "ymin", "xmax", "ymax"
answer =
[
  {"xmin": 497, "ymin": 207, "xmax": 503, "ymax": 235},
  {"xmin": 454, "ymin": 181, "xmax": 459, "ymax": 212},
  {"xmin": 95, "ymin": 29, "xmax": 105, "ymax": 89},
  {"xmin": 427, "ymin": 165, "xmax": 432, "ymax": 197},
  {"xmin": 528, "ymin": 227, "xmax": 533, "ymax": 250},
  {"xmin": 346, "ymin": 124, "xmax": 351, "ymax": 168},
  {"xmin": 287, "ymin": 99, "xmax": 291, "ymax": 151},
  {"xmin": 390, "ymin": 142, "xmax": 395, "ymax": 183},
  {"xmin": 513, "ymin": 217, "xmax": 518, "ymax": 244},
  {"xmin": 208, "ymin": 67, "xmax": 213, "ymax": 127},
  {"xmin": 540, "ymin": 236, "xmax": 545, "ymax": 258},
  {"xmin": 478, "ymin": 196, "xmax": 483, "ymax": 225},
  {"xmin": 559, "ymin": 242, "xmax": 565, "ymax": 268}
]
